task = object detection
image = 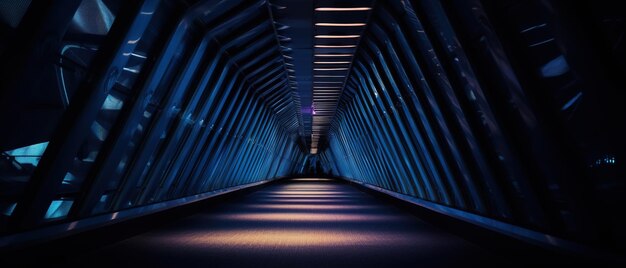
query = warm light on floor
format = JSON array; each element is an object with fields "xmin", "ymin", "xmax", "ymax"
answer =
[
  {"xmin": 212, "ymin": 212, "xmax": 402, "ymax": 222},
  {"xmin": 147, "ymin": 228, "xmax": 428, "ymax": 248},
  {"xmin": 252, "ymin": 198, "xmax": 366, "ymax": 204},
  {"xmin": 79, "ymin": 178, "xmax": 504, "ymax": 267},
  {"xmin": 257, "ymin": 194, "xmax": 360, "ymax": 199},
  {"xmin": 267, "ymin": 191, "xmax": 358, "ymax": 195},
  {"xmin": 243, "ymin": 204, "xmax": 380, "ymax": 210},
  {"xmin": 290, "ymin": 178, "xmax": 334, "ymax": 182}
]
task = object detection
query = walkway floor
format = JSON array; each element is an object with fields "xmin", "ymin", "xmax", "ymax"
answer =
[{"xmin": 72, "ymin": 178, "xmax": 512, "ymax": 267}]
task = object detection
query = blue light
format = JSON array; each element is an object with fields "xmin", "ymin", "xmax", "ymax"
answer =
[
  {"xmin": 540, "ymin": 55, "xmax": 569, "ymax": 77},
  {"xmin": 71, "ymin": 0, "xmax": 115, "ymax": 35},
  {"xmin": 102, "ymin": 94, "xmax": 124, "ymax": 110},
  {"xmin": 62, "ymin": 172, "xmax": 78, "ymax": 185},
  {"xmin": 2, "ymin": 203, "xmax": 17, "ymax": 216},
  {"xmin": 91, "ymin": 121, "xmax": 109, "ymax": 141},
  {"xmin": 592, "ymin": 155, "xmax": 617, "ymax": 167},
  {"xmin": 45, "ymin": 200, "xmax": 74, "ymax": 219},
  {"xmin": 4, "ymin": 141, "xmax": 49, "ymax": 166},
  {"xmin": 561, "ymin": 92, "xmax": 582, "ymax": 111}
]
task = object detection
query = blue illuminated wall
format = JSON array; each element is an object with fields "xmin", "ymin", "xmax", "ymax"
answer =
[
  {"xmin": 319, "ymin": 0, "xmax": 626, "ymax": 249},
  {"xmin": 0, "ymin": 0, "xmax": 305, "ymax": 235}
]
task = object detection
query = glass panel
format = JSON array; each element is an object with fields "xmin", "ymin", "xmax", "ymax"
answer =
[
  {"xmin": 67, "ymin": 0, "xmax": 117, "ymax": 36},
  {"xmin": 0, "ymin": 0, "xmax": 124, "ymax": 230},
  {"xmin": 60, "ymin": 64, "xmax": 140, "ymax": 197},
  {"xmin": 1, "ymin": 203, "xmax": 17, "ymax": 216},
  {"xmin": 3, "ymin": 142, "xmax": 49, "ymax": 167},
  {"xmin": 64, "ymin": 0, "xmax": 183, "ymax": 214},
  {"xmin": 59, "ymin": 0, "xmax": 125, "ymax": 106},
  {"xmin": 44, "ymin": 199, "xmax": 74, "ymax": 220},
  {"xmin": 0, "ymin": 0, "xmax": 122, "ymax": 171}
]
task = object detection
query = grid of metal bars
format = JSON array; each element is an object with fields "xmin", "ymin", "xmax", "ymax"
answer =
[
  {"xmin": 319, "ymin": 0, "xmax": 610, "ymax": 243},
  {"xmin": 0, "ymin": 0, "xmax": 304, "ymax": 233}
]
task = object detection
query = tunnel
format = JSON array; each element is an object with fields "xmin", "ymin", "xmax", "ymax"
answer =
[{"xmin": 0, "ymin": 0, "xmax": 625, "ymax": 266}]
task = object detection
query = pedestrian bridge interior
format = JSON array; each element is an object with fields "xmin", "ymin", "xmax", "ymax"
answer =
[{"xmin": 0, "ymin": 0, "xmax": 625, "ymax": 266}]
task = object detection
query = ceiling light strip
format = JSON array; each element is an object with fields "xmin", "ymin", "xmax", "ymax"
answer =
[
  {"xmin": 315, "ymin": 35, "xmax": 360, "ymax": 39},
  {"xmin": 315, "ymin": 45, "xmax": 356, "ymax": 48},
  {"xmin": 314, "ymin": 68, "xmax": 349, "ymax": 71},
  {"xmin": 315, "ymin": 54, "xmax": 353, "ymax": 57},
  {"xmin": 315, "ymin": 7, "xmax": 372, "ymax": 11},
  {"xmin": 315, "ymin": 23, "xmax": 366, "ymax": 27},
  {"xmin": 314, "ymin": 61, "xmax": 351, "ymax": 64}
]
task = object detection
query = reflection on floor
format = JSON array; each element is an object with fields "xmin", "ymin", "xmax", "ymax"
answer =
[{"xmin": 73, "ymin": 178, "xmax": 511, "ymax": 267}]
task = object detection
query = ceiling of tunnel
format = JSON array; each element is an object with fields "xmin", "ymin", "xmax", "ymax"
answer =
[
  {"xmin": 269, "ymin": 0, "xmax": 374, "ymax": 154},
  {"xmin": 195, "ymin": 0, "xmax": 307, "ymax": 148}
]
